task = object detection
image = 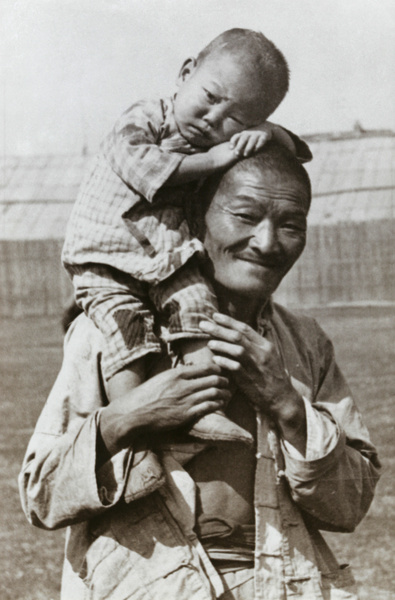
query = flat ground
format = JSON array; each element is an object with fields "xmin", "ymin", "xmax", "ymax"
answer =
[{"xmin": 1, "ymin": 306, "xmax": 394, "ymax": 599}]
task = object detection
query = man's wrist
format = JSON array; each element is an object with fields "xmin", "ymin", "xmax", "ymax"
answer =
[
  {"xmin": 268, "ymin": 388, "xmax": 307, "ymax": 455},
  {"xmin": 98, "ymin": 401, "xmax": 148, "ymax": 457},
  {"xmin": 269, "ymin": 387, "xmax": 304, "ymax": 425}
]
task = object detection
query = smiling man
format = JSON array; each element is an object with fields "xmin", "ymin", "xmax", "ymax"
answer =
[{"xmin": 20, "ymin": 143, "xmax": 380, "ymax": 600}]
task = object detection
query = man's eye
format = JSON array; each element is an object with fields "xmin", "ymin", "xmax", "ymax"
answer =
[
  {"xmin": 234, "ymin": 212, "xmax": 256, "ymax": 222},
  {"xmin": 281, "ymin": 222, "xmax": 306, "ymax": 233}
]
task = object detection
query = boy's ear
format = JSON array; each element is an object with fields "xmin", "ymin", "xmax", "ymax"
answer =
[{"xmin": 176, "ymin": 57, "xmax": 197, "ymax": 86}]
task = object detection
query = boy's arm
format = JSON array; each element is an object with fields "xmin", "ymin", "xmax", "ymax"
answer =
[
  {"xmin": 165, "ymin": 142, "xmax": 239, "ymax": 186},
  {"xmin": 103, "ymin": 99, "xmax": 191, "ymax": 202},
  {"xmin": 166, "ymin": 122, "xmax": 312, "ymax": 186},
  {"xmin": 230, "ymin": 122, "xmax": 313, "ymax": 163},
  {"xmin": 106, "ymin": 99, "xmax": 240, "ymax": 190}
]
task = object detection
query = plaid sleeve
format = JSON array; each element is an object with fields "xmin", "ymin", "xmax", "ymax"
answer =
[
  {"xmin": 69, "ymin": 264, "xmax": 162, "ymax": 380},
  {"xmin": 150, "ymin": 257, "xmax": 219, "ymax": 342},
  {"xmin": 101, "ymin": 99, "xmax": 185, "ymax": 203}
]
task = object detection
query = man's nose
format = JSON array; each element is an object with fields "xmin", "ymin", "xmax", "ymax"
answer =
[{"xmin": 250, "ymin": 220, "xmax": 278, "ymax": 253}]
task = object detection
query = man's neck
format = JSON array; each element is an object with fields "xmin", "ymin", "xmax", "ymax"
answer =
[{"xmin": 214, "ymin": 284, "xmax": 268, "ymax": 327}]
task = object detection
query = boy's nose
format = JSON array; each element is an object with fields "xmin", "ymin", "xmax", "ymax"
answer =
[{"xmin": 203, "ymin": 105, "xmax": 225, "ymax": 128}]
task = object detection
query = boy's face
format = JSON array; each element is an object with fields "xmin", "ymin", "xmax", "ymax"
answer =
[{"xmin": 173, "ymin": 54, "xmax": 267, "ymax": 148}]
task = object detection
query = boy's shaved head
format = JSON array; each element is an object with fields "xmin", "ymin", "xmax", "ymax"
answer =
[{"xmin": 197, "ymin": 28, "xmax": 290, "ymax": 120}]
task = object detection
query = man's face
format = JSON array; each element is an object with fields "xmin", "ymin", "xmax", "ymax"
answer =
[
  {"xmin": 173, "ymin": 54, "xmax": 266, "ymax": 148},
  {"xmin": 203, "ymin": 167, "xmax": 309, "ymax": 301}
]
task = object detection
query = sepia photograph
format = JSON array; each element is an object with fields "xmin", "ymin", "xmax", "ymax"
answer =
[{"xmin": 1, "ymin": 1, "xmax": 394, "ymax": 599}]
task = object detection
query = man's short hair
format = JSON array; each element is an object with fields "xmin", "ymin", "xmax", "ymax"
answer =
[
  {"xmin": 197, "ymin": 28, "xmax": 289, "ymax": 120},
  {"xmin": 192, "ymin": 142, "xmax": 311, "ymax": 237},
  {"xmin": 225, "ymin": 142, "xmax": 312, "ymax": 210}
]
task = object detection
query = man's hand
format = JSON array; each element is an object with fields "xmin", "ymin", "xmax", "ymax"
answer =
[
  {"xmin": 200, "ymin": 313, "xmax": 306, "ymax": 453},
  {"xmin": 99, "ymin": 362, "xmax": 230, "ymax": 456},
  {"xmin": 199, "ymin": 313, "xmax": 290, "ymax": 411}
]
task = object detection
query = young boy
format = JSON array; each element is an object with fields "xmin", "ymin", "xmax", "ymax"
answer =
[{"xmin": 62, "ymin": 28, "xmax": 311, "ymax": 444}]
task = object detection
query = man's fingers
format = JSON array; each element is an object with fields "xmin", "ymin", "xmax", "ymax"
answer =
[
  {"xmin": 188, "ymin": 399, "xmax": 227, "ymax": 420},
  {"xmin": 185, "ymin": 374, "xmax": 229, "ymax": 396},
  {"xmin": 178, "ymin": 362, "xmax": 222, "ymax": 379},
  {"xmin": 212, "ymin": 312, "xmax": 253, "ymax": 333},
  {"xmin": 200, "ymin": 318, "xmax": 252, "ymax": 345},
  {"xmin": 207, "ymin": 339, "xmax": 245, "ymax": 360},
  {"xmin": 212, "ymin": 355, "xmax": 242, "ymax": 372}
]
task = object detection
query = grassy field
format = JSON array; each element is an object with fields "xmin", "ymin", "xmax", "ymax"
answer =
[{"xmin": 1, "ymin": 307, "xmax": 394, "ymax": 599}]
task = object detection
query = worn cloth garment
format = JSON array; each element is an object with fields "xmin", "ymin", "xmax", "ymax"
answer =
[
  {"xmin": 62, "ymin": 97, "xmax": 312, "ymax": 379},
  {"xmin": 19, "ymin": 302, "xmax": 380, "ymax": 599},
  {"xmin": 62, "ymin": 97, "xmax": 215, "ymax": 379}
]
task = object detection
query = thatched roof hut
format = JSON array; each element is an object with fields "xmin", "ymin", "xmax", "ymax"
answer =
[
  {"xmin": 276, "ymin": 130, "xmax": 395, "ymax": 306},
  {"xmin": 1, "ymin": 131, "xmax": 394, "ymax": 316},
  {"xmin": 0, "ymin": 155, "xmax": 87, "ymax": 316}
]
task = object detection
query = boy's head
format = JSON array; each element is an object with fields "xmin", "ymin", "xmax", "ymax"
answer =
[{"xmin": 173, "ymin": 28, "xmax": 289, "ymax": 148}]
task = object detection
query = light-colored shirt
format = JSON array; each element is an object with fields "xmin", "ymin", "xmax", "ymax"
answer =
[{"xmin": 19, "ymin": 303, "xmax": 380, "ymax": 599}]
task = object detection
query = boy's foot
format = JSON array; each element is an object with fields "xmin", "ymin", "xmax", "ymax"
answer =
[{"xmin": 188, "ymin": 410, "xmax": 253, "ymax": 445}]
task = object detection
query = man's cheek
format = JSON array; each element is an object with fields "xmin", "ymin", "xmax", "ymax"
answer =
[{"xmin": 285, "ymin": 239, "xmax": 306, "ymax": 270}]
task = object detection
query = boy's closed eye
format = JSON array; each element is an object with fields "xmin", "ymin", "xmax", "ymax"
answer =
[{"xmin": 204, "ymin": 89, "xmax": 217, "ymax": 103}]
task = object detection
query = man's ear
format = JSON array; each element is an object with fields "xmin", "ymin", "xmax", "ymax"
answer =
[{"xmin": 176, "ymin": 57, "xmax": 197, "ymax": 87}]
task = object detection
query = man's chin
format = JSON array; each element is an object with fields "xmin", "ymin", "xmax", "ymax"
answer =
[{"xmin": 220, "ymin": 277, "xmax": 280, "ymax": 301}]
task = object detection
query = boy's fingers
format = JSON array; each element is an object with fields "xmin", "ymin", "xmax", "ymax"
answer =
[
  {"xmin": 255, "ymin": 134, "xmax": 269, "ymax": 150},
  {"xmin": 234, "ymin": 133, "xmax": 250, "ymax": 153},
  {"xmin": 229, "ymin": 132, "xmax": 243, "ymax": 149},
  {"xmin": 243, "ymin": 135, "xmax": 260, "ymax": 156}
]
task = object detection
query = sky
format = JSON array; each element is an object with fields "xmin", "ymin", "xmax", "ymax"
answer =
[{"xmin": 1, "ymin": 0, "xmax": 394, "ymax": 155}]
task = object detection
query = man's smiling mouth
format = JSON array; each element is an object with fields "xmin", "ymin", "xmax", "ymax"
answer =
[{"xmin": 234, "ymin": 253, "xmax": 282, "ymax": 269}]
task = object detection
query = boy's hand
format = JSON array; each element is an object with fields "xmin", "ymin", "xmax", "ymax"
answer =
[
  {"xmin": 229, "ymin": 122, "xmax": 296, "ymax": 157},
  {"xmin": 229, "ymin": 123, "xmax": 273, "ymax": 157}
]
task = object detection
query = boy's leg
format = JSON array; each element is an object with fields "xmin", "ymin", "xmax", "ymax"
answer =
[
  {"xmin": 70, "ymin": 264, "xmax": 163, "ymax": 382},
  {"xmin": 107, "ymin": 355, "xmax": 147, "ymax": 402},
  {"xmin": 150, "ymin": 259, "xmax": 253, "ymax": 445}
]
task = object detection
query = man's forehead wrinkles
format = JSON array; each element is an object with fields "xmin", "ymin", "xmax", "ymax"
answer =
[{"xmin": 230, "ymin": 186, "xmax": 308, "ymax": 212}]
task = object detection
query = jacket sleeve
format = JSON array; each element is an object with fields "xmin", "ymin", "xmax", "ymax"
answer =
[
  {"xmin": 18, "ymin": 316, "xmax": 136, "ymax": 530},
  {"xmin": 282, "ymin": 320, "xmax": 381, "ymax": 532},
  {"xmin": 101, "ymin": 98, "xmax": 186, "ymax": 202}
]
